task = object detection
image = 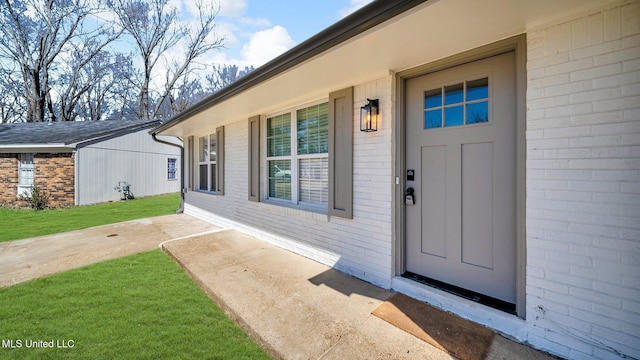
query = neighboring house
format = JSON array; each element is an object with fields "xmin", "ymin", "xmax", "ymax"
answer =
[
  {"xmin": 0, "ymin": 120, "xmax": 181, "ymax": 207},
  {"xmin": 152, "ymin": 1, "xmax": 639, "ymax": 359}
]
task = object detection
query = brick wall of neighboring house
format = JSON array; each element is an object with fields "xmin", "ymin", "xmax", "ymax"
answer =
[
  {"xmin": 0, "ymin": 153, "xmax": 75, "ymax": 208},
  {"xmin": 0, "ymin": 154, "xmax": 26, "ymax": 207},
  {"xmin": 34, "ymin": 153, "xmax": 75, "ymax": 208}
]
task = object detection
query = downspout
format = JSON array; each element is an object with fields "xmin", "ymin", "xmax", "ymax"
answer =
[{"xmin": 152, "ymin": 133, "xmax": 185, "ymax": 214}]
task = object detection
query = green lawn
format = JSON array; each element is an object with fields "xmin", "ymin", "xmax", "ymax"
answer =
[
  {"xmin": 0, "ymin": 193, "xmax": 181, "ymax": 243},
  {"xmin": 0, "ymin": 250, "xmax": 271, "ymax": 360}
]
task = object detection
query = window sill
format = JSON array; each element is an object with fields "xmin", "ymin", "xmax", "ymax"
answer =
[
  {"xmin": 259, "ymin": 200, "xmax": 328, "ymax": 221},
  {"xmin": 194, "ymin": 190, "xmax": 219, "ymax": 195}
]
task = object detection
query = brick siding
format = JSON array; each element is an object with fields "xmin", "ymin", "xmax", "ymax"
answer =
[
  {"xmin": 0, "ymin": 154, "xmax": 25, "ymax": 207},
  {"xmin": 0, "ymin": 152, "xmax": 74, "ymax": 208},
  {"xmin": 525, "ymin": 1, "xmax": 640, "ymax": 358},
  {"xmin": 34, "ymin": 153, "xmax": 75, "ymax": 208}
]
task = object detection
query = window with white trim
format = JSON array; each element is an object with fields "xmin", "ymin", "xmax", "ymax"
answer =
[
  {"xmin": 266, "ymin": 101, "xmax": 329, "ymax": 208},
  {"xmin": 18, "ymin": 153, "xmax": 34, "ymax": 186},
  {"xmin": 198, "ymin": 133, "xmax": 216, "ymax": 192},
  {"xmin": 17, "ymin": 153, "xmax": 35, "ymax": 197},
  {"xmin": 167, "ymin": 158, "xmax": 177, "ymax": 180}
]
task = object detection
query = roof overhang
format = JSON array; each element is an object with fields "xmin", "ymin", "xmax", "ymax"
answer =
[
  {"xmin": 155, "ymin": 0, "xmax": 609, "ymax": 137},
  {"xmin": 0, "ymin": 144, "xmax": 73, "ymax": 153}
]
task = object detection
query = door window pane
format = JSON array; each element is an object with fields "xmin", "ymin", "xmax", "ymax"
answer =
[
  {"xmin": 425, "ymin": 110, "xmax": 442, "ymax": 129},
  {"xmin": 466, "ymin": 78, "xmax": 488, "ymax": 101},
  {"xmin": 424, "ymin": 88, "xmax": 442, "ymax": 109},
  {"xmin": 467, "ymin": 102, "xmax": 489, "ymax": 124},
  {"xmin": 445, "ymin": 106, "xmax": 464, "ymax": 127},
  {"xmin": 268, "ymin": 160, "xmax": 291, "ymax": 200},
  {"xmin": 444, "ymin": 83, "xmax": 463, "ymax": 105}
]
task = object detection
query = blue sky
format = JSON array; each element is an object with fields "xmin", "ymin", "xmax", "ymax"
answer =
[{"xmin": 204, "ymin": 0, "xmax": 372, "ymax": 67}]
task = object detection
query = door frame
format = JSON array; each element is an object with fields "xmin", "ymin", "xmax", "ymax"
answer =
[{"xmin": 394, "ymin": 34, "xmax": 527, "ymax": 318}]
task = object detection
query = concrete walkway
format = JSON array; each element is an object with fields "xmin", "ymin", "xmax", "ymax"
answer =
[
  {"xmin": 1, "ymin": 214, "xmax": 555, "ymax": 359},
  {"xmin": 0, "ymin": 214, "xmax": 218, "ymax": 287}
]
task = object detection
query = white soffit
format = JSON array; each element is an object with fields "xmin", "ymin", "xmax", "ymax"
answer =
[{"xmin": 167, "ymin": 0, "xmax": 604, "ymax": 137}]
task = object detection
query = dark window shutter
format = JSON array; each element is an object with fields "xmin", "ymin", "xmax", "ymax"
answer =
[
  {"xmin": 328, "ymin": 87, "xmax": 353, "ymax": 219},
  {"xmin": 187, "ymin": 136, "xmax": 194, "ymax": 191},
  {"xmin": 215, "ymin": 126, "xmax": 225, "ymax": 195},
  {"xmin": 248, "ymin": 115, "xmax": 260, "ymax": 202}
]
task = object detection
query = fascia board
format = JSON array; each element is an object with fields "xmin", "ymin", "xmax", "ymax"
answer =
[{"xmin": 0, "ymin": 144, "xmax": 73, "ymax": 153}]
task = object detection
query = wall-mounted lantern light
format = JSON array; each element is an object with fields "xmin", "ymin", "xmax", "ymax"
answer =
[{"xmin": 360, "ymin": 98, "xmax": 379, "ymax": 132}]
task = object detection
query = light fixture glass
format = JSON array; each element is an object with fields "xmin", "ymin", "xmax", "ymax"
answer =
[{"xmin": 360, "ymin": 98, "xmax": 379, "ymax": 132}]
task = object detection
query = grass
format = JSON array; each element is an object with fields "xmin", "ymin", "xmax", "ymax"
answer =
[
  {"xmin": 0, "ymin": 250, "xmax": 271, "ymax": 360},
  {"xmin": 0, "ymin": 193, "xmax": 181, "ymax": 243}
]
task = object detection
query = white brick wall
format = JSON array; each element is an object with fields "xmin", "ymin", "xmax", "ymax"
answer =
[
  {"xmin": 184, "ymin": 75, "xmax": 396, "ymax": 289},
  {"xmin": 526, "ymin": 1, "xmax": 640, "ymax": 359}
]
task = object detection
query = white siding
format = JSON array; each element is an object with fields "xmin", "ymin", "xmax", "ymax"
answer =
[
  {"xmin": 76, "ymin": 130, "xmax": 181, "ymax": 205},
  {"xmin": 184, "ymin": 76, "xmax": 395, "ymax": 288},
  {"xmin": 526, "ymin": 1, "xmax": 640, "ymax": 359}
]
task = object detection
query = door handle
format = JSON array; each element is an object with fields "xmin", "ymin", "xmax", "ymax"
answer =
[{"xmin": 405, "ymin": 187, "xmax": 415, "ymax": 205}]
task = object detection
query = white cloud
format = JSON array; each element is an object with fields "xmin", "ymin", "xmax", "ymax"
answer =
[
  {"xmin": 238, "ymin": 17, "xmax": 272, "ymax": 28},
  {"xmin": 167, "ymin": 0, "xmax": 228, "ymax": 20},
  {"xmin": 214, "ymin": 21, "xmax": 240, "ymax": 49},
  {"xmin": 183, "ymin": 0, "xmax": 203, "ymax": 18},
  {"xmin": 239, "ymin": 25, "xmax": 295, "ymax": 67},
  {"xmin": 338, "ymin": 0, "xmax": 372, "ymax": 18},
  {"xmin": 218, "ymin": 0, "xmax": 246, "ymax": 17}
]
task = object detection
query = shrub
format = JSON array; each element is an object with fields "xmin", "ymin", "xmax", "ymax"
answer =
[{"xmin": 19, "ymin": 185, "xmax": 50, "ymax": 210}]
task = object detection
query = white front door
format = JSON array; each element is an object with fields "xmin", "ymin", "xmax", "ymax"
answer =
[{"xmin": 405, "ymin": 52, "xmax": 517, "ymax": 306}]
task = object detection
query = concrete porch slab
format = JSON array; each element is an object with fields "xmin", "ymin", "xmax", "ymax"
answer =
[{"xmin": 163, "ymin": 229, "xmax": 556, "ymax": 360}]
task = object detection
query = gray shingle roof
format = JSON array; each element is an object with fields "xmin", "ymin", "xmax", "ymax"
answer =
[{"xmin": 0, "ymin": 120, "xmax": 159, "ymax": 146}]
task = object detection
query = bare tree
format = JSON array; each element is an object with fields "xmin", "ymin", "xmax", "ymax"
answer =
[
  {"xmin": 155, "ymin": 63, "xmax": 255, "ymax": 120},
  {"xmin": 71, "ymin": 52, "xmax": 137, "ymax": 121},
  {"xmin": 0, "ymin": 68, "xmax": 26, "ymax": 123},
  {"xmin": 0, "ymin": 0, "xmax": 228, "ymax": 123},
  {"xmin": 108, "ymin": 0, "xmax": 224, "ymax": 121},
  {"xmin": 57, "ymin": 34, "xmax": 125, "ymax": 121},
  {"xmin": 0, "ymin": 0, "xmax": 120, "ymax": 122},
  {"xmin": 205, "ymin": 64, "xmax": 254, "ymax": 94},
  {"xmin": 164, "ymin": 77, "xmax": 204, "ymax": 118},
  {"xmin": 85, "ymin": 53, "xmax": 137, "ymax": 121}
]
